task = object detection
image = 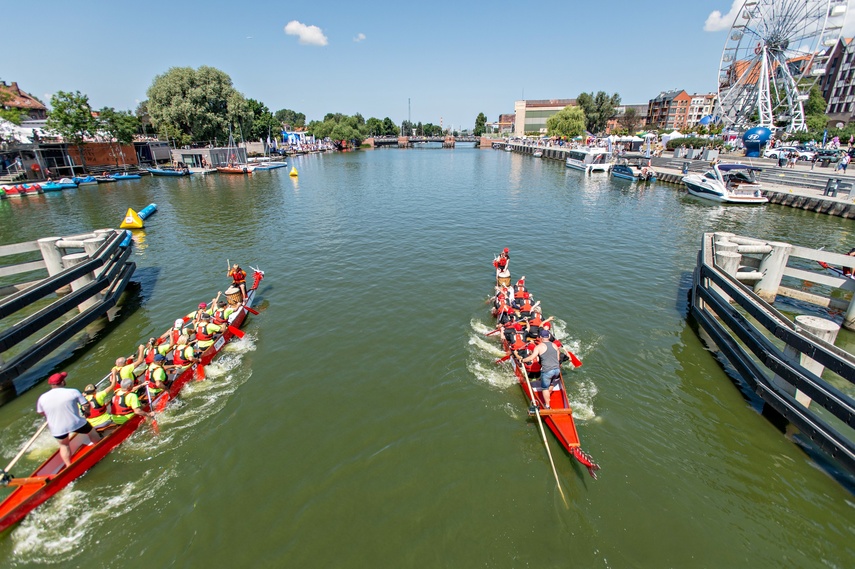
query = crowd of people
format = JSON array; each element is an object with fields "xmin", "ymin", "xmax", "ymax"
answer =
[
  {"xmin": 35, "ymin": 265, "xmax": 249, "ymax": 467},
  {"xmin": 489, "ymin": 250, "xmax": 578, "ymax": 407}
]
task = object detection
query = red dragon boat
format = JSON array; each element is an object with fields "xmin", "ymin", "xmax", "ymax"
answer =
[
  {"xmin": 0, "ymin": 267, "xmax": 265, "ymax": 532},
  {"xmin": 488, "ymin": 266, "xmax": 599, "ymax": 479}
]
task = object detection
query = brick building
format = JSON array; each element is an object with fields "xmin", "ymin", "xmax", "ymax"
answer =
[{"xmin": 0, "ymin": 82, "xmax": 47, "ymax": 121}]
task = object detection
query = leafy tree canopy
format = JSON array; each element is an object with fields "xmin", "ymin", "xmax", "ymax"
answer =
[
  {"xmin": 617, "ymin": 108, "xmax": 640, "ymax": 134},
  {"xmin": 97, "ymin": 107, "xmax": 139, "ymax": 145},
  {"xmin": 307, "ymin": 113, "xmax": 368, "ymax": 144},
  {"xmin": 576, "ymin": 91, "xmax": 621, "ymax": 135},
  {"xmin": 546, "ymin": 106, "xmax": 586, "ymax": 139},
  {"xmin": 274, "ymin": 108, "xmax": 306, "ymax": 128},
  {"xmin": 245, "ymin": 98, "xmax": 280, "ymax": 141},
  {"xmin": 45, "ymin": 90, "xmax": 95, "ymax": 145},
  {"xmin": 146, "ymin": 66, "xmax": 249, "ymax": 145},
  {"xmin": 474, "ymin": 112, "xmax": 487, "ymax": 136}
]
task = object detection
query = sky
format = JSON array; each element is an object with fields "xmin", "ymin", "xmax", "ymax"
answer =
[{"xmin": 3, "ymin": 0, "xmax": 854, "ymax": 130}]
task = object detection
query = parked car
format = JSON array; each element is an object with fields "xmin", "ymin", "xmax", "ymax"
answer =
[
  {"xmin": 763, "ymin": 146, "xmax": 815, "ymax": 161},
  {"xmin": 816, "ymin": 148, "xmax": 843, "ymax": 163}
]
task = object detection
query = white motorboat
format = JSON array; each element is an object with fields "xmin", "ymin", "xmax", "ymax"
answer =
[
  {"xmin": 532, "ymin": 150, "xmax": 543, "ymax": 158},
  {"xmin": 682, "ymin": 163, "xmax": 767, "ymax": 204},
  {"xmin": 565, "ymin": 147, "xmax": 610, "ymax": 173}
]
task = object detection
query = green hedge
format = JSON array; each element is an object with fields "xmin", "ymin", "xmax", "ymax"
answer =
[{"xmin": 665, "ymin": 137, "xmax": 725, "ymax": 150}]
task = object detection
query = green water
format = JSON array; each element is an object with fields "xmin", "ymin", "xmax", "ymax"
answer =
[{"xmin": 0, "ymin": 150, "xmax": 853, "ymax": 568}]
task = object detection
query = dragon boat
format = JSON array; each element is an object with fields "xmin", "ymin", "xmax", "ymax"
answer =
[
  {"xmin": 488, "ymin": 266, "xmax": 599, "ymax": 478},
  {"xmin": 0, "ymin": 267, "xmax": 265, "ymax": 532}
]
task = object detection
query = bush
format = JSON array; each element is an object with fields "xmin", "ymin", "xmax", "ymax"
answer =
[{"xmin": 665, "ymin": 137, "xmax": 725, "ymax": 150}]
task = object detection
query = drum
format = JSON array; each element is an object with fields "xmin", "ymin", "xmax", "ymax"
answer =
[
  {"xmin": 497, "ymin": 270, "xmax": 511, "ymax": 287},
  {"xmin": 225, "ymin": 286, "xmax": 242, "ymax": 304}
]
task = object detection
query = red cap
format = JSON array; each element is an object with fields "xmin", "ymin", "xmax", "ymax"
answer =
[
  {"xmin": 48, "ymin": 371, "xmax": 68, "ymax": 385},
  {"xmin": 503, "ymin": 248, "xmax": 509, "ymax": 253},
  {"xmin": 198, "ymin": 302, "xmax": 207, "ymax": 309}
]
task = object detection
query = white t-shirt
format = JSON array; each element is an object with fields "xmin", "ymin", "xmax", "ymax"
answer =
[{"xmin": 36, "ymin": 387, "xmax": 88, "ymax": 437}]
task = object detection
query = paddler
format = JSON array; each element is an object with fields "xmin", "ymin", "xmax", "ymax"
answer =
[
  {"xmin": 112, "ymin": 345, "xmax": 146, "ymax": 384},
  {"xmin": 36, "ymin": 372, "xmax": 101, "ymax": 467},
  {"xmin": 110, "ymin": 378, "xmax": 154, "ymax": 425},
  {"xmin": 171, "ymin": 334, "xmax": 198, "ymax": 367},
  {"xmin": 83, "ymin": 377, "xmax": 117, "ymax": 432},
  {"xmin": 227, "ymin": 264, "xmax": 248, "ymax": 301},
  {"xmin": 142, "ymin": 354, "xmax": 170, "ymax": 398},
  {"xmin": 192, "ymin": 313, "xmax": 222, "ymax": 351},
  {"xmin": 518, "ymin": 330, "xmax": 562, "ymax": 408}
]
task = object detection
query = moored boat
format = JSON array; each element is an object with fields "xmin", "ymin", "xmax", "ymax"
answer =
[
  {"xmin": 611, "ymin": 154, "xmax": 656, "ymax": 182},
  {"xmin": 682, "ymin": 163, "xmax": 767, "ymax": 204},
  {"xmin": 111, "ymin": 173, "xmax": 142, "ymax": 180},
  {"xmin": 216, "ymin": 165, "xmax": 255, "ymax": 174},
  {"xmin": 0, "ymin": 267, "xmax": 265, "ymax": 532},
  {"xmin": 488, "ymin": 267, "xmax": 599, "ymax": 478},
  {"xmin": 565, "ymin": 147, "xmax": 611, "ymax": 174},
  {"xmin": 147, "ymin": 167, "xmax": 191, "ymax": 177},
  {"xmin": 533, "ymin": 150, "xmax": 543, "ymax": 158},
  {"xmin": 73, "ymin": 176, "xmax": 98, "ymax": 186}
]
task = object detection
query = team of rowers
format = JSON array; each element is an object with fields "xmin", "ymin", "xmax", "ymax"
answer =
[
  {"xmin": 82, "ymin": 289, "xmax": 244, "ymax": 431},
  {"xmin": 490, "ymin": 249, "xmax": 577, "ymax": 389}
]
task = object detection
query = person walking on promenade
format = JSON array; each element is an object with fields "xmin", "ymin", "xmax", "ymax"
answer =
[{"xmin": 36, "ymin": 372, "xmax": 101, "ymax": 468}]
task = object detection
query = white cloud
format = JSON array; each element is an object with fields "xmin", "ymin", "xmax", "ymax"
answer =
[
  {"xmin": 284, "ymin": 20, "xmax": 328, "ymax": 46},
  {"xmin": 704, "ymin": 0, "xmax": 742, "ymax": 32},
  {"xmin": 353, "ymin": 33, "xmax": 366, "ymax": 43}
]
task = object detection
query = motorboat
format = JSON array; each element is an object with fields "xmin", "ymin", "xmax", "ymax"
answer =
[
  {"xmin": 611, "ymin": 154, "xmax": 656, "ymax": 182},
  {"xmin": 682, "ymin": 163, "xmax": 767, "ymax": 204},
  {"xmin": 565, "ymin": 147, "xmax": 610, "ymax": 174},
  {"xmin": 533, "ymin": 150, "xmax": 543, "ymax": 158},
  {"xmin": 147, "ymin": 167, "xmax": 191, "ymax": 177}
]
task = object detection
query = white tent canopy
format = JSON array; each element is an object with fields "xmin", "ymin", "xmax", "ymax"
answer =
[
  {"xmin": 0, "ymin": 118, "xmax": 47, "ymax": 144},
  {"xmin": 661, "ymin": 130, "xmax": 684, "ymax": 146}
]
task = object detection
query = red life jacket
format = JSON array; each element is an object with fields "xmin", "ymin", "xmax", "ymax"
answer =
[
  {"xmin": 112, "ymin": 391, "xmax": 134, "ymax": 416},
  {"xmin": 171, "ymin": 328, "xmax": 182, "ymax": 344},
  {"xmin": 230, "ymin": 268, "xmax": 247, "ymax": 285},
  {"xmin": 85, "ymin": 393, "xmax": 109, "ymax": 418},
  {"xmin": 510, "ymin": 334, "xmax": 527, "ymax": 351},
  {"xmin": 173, "ymin": 345, "xmax": 191, "ymax": 365},
  {"xmin": 144, "ymin": 347, "xmax": 157, "ymax": 364},
  {"xmin": 144, "ymin": 366, "xmax": 165, "ymax": 390},
  {"xmin": 212, "ymin": 308, "xmax": 226, "ymax": 325},
  {"xmin": 195, "ymin": 324, "xmax": 213, "ymax": 342}
]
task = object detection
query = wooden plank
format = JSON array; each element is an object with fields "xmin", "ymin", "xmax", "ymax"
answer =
[
  {"xmin": 0, "ymin": 261, "xmax": 46, "ymax": 278},
  {"xmin": 0, "ymin": 241, "xmax": 40, "ymax": 257}
]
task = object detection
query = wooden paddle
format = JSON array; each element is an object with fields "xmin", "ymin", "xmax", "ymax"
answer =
[
  {"xmin": 145, "ymin": 385, "xmax": 159, "ymax": 434},
  {"xmin": 2, "ymin": 422, "xmax": 49, "ymax": 476},
  {"xmin": 516, "ymin": 354, "xmax": 568, "ymax": 507}
]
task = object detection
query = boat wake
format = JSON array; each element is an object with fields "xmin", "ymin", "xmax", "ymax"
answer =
[{"xmin": 8, "ymin": 335, "xmax": 257, "ymax": 562}]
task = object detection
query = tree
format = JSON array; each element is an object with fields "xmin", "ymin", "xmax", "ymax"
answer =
[
  {"xmin": 97, "ymin": 107, "xmax": 140, "ymax": 166},
  {"xmin": 146, "ymin": 66, "xmax": 249, "ymax": 145},
  {"xmin": 381, "ymin": 117, "xmax": 398, "ymax": 136},
  {"xmin": 546, "ymin": 106, "xmax": 586, "ymax": 139},
  {"xmin": 245, "ymin": 98, "xmax": 280, "ymax": 142},
  {"xmin": 135, "ymin": 100, "xmax": 152, "ymax": 136},
  {"xmin": 473, "ymin": 112, "xmax": 487, "ymax": 136},
  {"xmin": 617, "ymin": 108, "xmax": 640, "ymax": 134},
  {"xmin": 46, "ymin": 90, "xmax": 96, "ymax": 172},
  {"xmin": 576, "ymin": 91, "xmax": 622, "ymax": 135},
  {"xmin": 274, "ymin": 108, "xmax": 306, "ymax": 128},
  {"xmin": 366, "ymin": 117, "xmax": 384, "ymax": 136},
  {"xmin": 0, "ymin": 89, "xmax": 25, "ymax": 125},
  {"xmin": 307, "ymin": 113, "xmax": 368, "ymax": 146},
  {"xmin": 804, "ymin": 84, "xmax": 829, "ymax": 133}
]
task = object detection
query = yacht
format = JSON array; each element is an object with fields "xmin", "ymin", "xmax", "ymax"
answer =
[
  {"xmin": 565, "ymin": 147, "xmax": 610, "ymax": 174},
  {"xmin": 682, "ymin": 164, "xmax": 767, "ymax": 204}
]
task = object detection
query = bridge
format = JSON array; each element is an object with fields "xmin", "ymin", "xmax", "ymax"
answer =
[{"xmin": 365, "ymin": 136, "xmax": 480, "ymax": 148}]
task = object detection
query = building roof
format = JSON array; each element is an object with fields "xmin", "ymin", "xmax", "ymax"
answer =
[
  {"xmin": 0, "ymin": 82, "xmax": 46, "ymax": 112},
  {"xmin": 524, "ymin": 99, "xmax": 576, "ymax": 107}
]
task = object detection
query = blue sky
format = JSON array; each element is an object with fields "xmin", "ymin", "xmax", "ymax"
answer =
[{"xmin": 3, "ymin": 0, "xmax": 853, "ymax": 129}]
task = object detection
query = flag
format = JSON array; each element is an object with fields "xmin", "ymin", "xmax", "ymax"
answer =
[{"xmin": 822, "ymin": 130, "xmax": 828, "ymax": 147}]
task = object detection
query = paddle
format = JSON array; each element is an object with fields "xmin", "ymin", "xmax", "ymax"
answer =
[
  {"xmin": 145, "ymin": 385, "xmax": 159, "ymax": 434},
  {"xmin": 485, "ymin": 328, "xmax": 502, "ymax": 337},
  {"xmin": 494, "ymin": 354, "xmax": 511, "ymax": 364},
  {"xmin": 228, "ymin": 325, "xmax": 245, "ymax": 339},
  {"xmin": 516, "ymin": 353, "xmax": 568, "ymax": 507},
  {"xmin": 245, "ymin": 306, "xmax": 259, "ymax": 315},
  {"xmin": 566, "ymin": 350, "xmax": 583, "ymax": 368},
  {"xmin": 2, "ymin": 422, "xmax": 49, "ymax": 478}
]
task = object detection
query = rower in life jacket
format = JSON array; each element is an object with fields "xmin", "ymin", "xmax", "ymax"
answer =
[
  {"xmin": 228, "ymin": 264, "xmax": 248, "ymax": 301},
  {"xmin": 172, "ymin": 335, "xmax": 198, "ymax": 367},
  {"xmin": 143, "ymin": 354, "xmax": 170, "ymax": 397},
  {"xmin": 144, "ymin": 338, "xmax": 159, "ymax": 365},
  {"xmin": 493, "ymin": 248, "xmax": 509, "ymax": 272},
  {"xmin": 83, "ymin": 376, "xmax": 118, "ymax": 431},
  {"xmin": 192, "ymin": 313, "xmax": 222, "ymax": 351},
  {"xmin": 111, "ymin": 378, "xmax": 152, "ymax": 425}
]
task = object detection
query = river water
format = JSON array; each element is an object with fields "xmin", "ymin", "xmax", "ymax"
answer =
[{"xmin": 0, "ymin": 149, "xmax": 853, "ymax": 568}]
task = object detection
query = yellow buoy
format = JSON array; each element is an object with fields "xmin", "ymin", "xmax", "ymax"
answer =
[
  {"xmin": 119, "ymin": 208, "xmax": 144, "ymax": 229},
  {"xmin": 289, "ymin": 167, "xmax": 298, "ymax": 177}
]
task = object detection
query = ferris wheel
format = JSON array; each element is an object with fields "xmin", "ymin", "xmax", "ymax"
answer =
[{"xmin": 716, "ymin": 0, "xmax": 848, "ymax": 133}]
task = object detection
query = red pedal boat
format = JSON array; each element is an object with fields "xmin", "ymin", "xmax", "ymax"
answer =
[
  {"xmin": 489, "ymin": 270, "xmax": 599, "ymax": 478},
  {"xmin": 0, "ymin": 267, "xmax": 265, "ymax": 532}
]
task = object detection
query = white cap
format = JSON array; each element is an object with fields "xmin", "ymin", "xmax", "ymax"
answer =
[{"xmin": 174, "ymin": 319, "xmax": 183, "ymax": 328}]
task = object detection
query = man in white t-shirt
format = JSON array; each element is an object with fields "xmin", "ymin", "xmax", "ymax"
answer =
[{"xmin": 36, "ymin": 372, "xmax": 101, "ymax": 467}]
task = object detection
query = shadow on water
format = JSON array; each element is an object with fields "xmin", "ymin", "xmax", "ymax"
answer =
[{"xmin": 0, "ymin": 270, "xmax": 157, "ymax": 406}]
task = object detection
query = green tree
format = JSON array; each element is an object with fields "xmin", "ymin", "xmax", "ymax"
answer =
[
  {"xmin": 97, "ymin": 107, "xmax": 140, "ymax": 166},
  {"xmin": 135, "ymin": 100, "xmax": 152, "ymax": 136},
  {"xmin": 366, "ymin": 117, "xmax": 384, "ymax": 136},
  {"xmin": 617, "ymin": 107, "xmax": 640, "ymax": 134},
  {"xmin": 576, "ymin": 91, "xmax": 622, "ymax": 135},
  {"xmin": 804, "ymin": 84, "xmax": 828, "ymax": 133},
  {"xmin": 46, "ymin": 90, "xmax": 96, "ymax": 172},
  {"xmin": 381, "ymin": 117, "xmax": 398, "ymax": 136},
  {"xmin": 274, "ymin": 108, "xmax": 306, "ymax": 128},
  {"xmin": 546, "ymin": 106, "xmax": 586, "ymax": 139},
  {"xmin": 307, "ymin": 113, "xmax": 368, "ymax": 146},
  {"xmin": 146, "ymin": 66, "xmax": 249, "ymax": 145},
  {"xmin": 473, "ymin": 112, "xmax": 487, "ymax": 136},
  {"xmin": 0, "ymin": 88, "xmax": 26, "ymax": 125},
  {"xmin": 245, "ymin": 99, "xmax": 280, "ymax": 142}
]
